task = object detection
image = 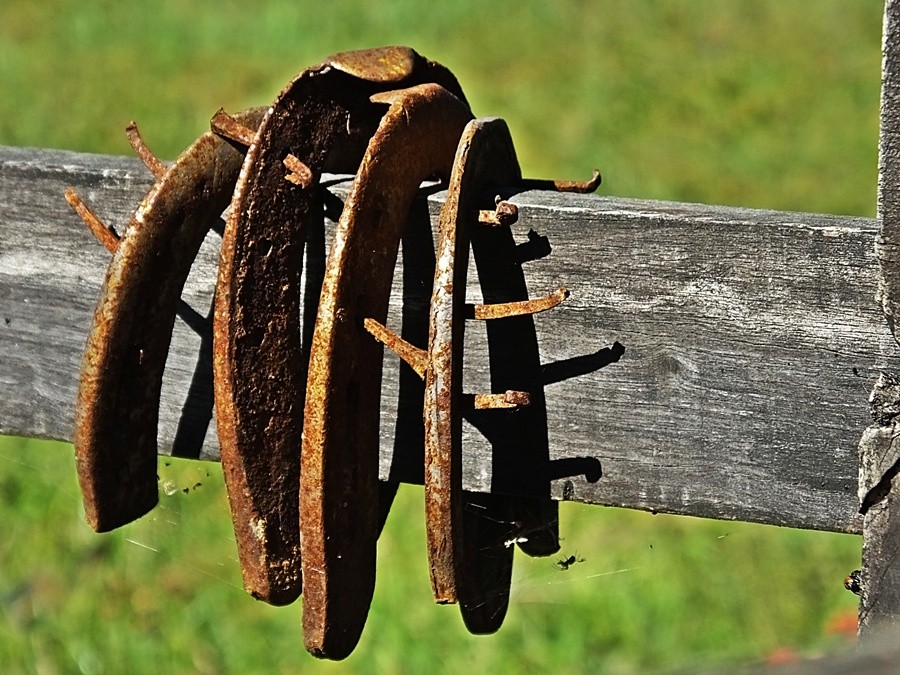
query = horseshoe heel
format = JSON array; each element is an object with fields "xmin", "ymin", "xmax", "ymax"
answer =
[
  {"xmin": 69, "ymin": 107, "xmax": 265, "ymax": 533},
  {"xmin": 213, "ymin": 48, "xmax": 468, "ymax": 606},
  {"xmin": 301, "ymin": 83, "xmax": 472, "ymax": 659}
]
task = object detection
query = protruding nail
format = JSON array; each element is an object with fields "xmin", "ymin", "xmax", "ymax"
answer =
[
  {"xmin": 523, "ymin": 169, "xmax": 602, "ymax": 194},
  {"xmin": 65, "ymin": 187, "xmax": 120, "ymax": 253},
  {"xmin": 283, "ymin": 153, "xmax": 316, "ymax": 188},
  {"xmin": 551, "ymin": 169, "xmax": 602, "ymax": 193},
  {"xmin": 473, "ymin": 390, "xmax": 531, "ymax": 409},
  {"xmin": 363, "ymin": 317, "xmax": 429, "ymax": 378},
  {"xmin": 469, "ymin": 287, "xmax": 569, "ymax": 320},
  {"xmin": 478, "ymin": 199, "xmax": 518, "ymax": 227},
  {"xmin": 125, "ymin": 121, "xmax": 167, "ymax": 179},
  {"xmin": 211, "ymin": 108, "xmax": 257, "ymax": 146}
]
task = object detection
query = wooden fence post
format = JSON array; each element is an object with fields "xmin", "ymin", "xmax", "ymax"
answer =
[{"xmin": 860, "ymin": 0, "xmax": 900, "ymax": 635}]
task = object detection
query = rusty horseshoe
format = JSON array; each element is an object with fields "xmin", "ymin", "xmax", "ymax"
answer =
[
  {"xmin": 365, "ymin": 117, "xmax": 569, "ymax": 632},
  {"xmin": 300, "ymin": 83, "xmax": 473, "ymax": 659},
  {"xmin": 211, "ymin": 47, "xmax": 468, "ymax": 607},
  {"xmin": 67, "ymin": 107, "xmax": 265, "ymax": 533}
]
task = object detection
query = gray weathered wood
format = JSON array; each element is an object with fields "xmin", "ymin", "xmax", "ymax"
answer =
[
  {"xmin": 880, "ymin": 0, "xmax": 900, "ymax": 344},
  {"xmin": 0, "ymin": 143, "xmax": 886, "ymax": 535},
  {"xmin": 861, "ymin": 0, "xmax": 900, "ymax": 637},
  {"xmin": 857, "ymin": 374, "xmax": 900, "ymax": 634}
]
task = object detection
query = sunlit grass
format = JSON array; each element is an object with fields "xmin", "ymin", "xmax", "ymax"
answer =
[
  {"xmin": 0, "ymin": 439, "xmax": 860, "ymax": 673},
  {"xmin": 0, "ymin": 0, "xmax": 880, "ymax": 671},
  {"xmin": 0, "ymin": 0, "xmax": 881, "ymax": 213}
]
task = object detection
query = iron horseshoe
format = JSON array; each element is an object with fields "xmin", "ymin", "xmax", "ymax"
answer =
[
  {"xmin": 300, "ymin": 82, "xmax": 472, "ymax": 659},
  {"xmin": 69, "ymin": 107, "xmax": 265, "ymax": 533},
  {"xmin": 212, "ymin": 47, "xmax": 468, "ymax": 606}
]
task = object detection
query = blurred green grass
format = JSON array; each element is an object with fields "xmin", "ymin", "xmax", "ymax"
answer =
[{"xmin": 0, "ymin": 0, "xmax": 879, "ymax": 672}]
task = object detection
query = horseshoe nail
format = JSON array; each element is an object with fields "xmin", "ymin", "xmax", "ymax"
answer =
[
  {"xmin": 283, "ymin": 153, "xmax": 315, "ymax": 187},
  {"xmin": 69, "ymin": 107, "xmax": 266, "ymax": 533},
  {"xmin": 362, "ymin": 317, "xmax": 429, "ymax": 378},
  {"xmin": 478, "ymin": 199, "xmax": 518, "ymax": 226},
  {"xmin": 213, "ymin": 48, "xmax": 469, "ymax": 610},
  {"xmin": 210, "ymin": 108, "xmax": 258, "ymax": 146},
  {"xmin": 472, "ymin": 390, "xmax": 532, "ymax": 409},
  {"xmin": 364, "ymin": 320, "xmax": 532, "ymax": 410},
  {"xmin": 522, "ymin": 168, "xmax": 602, "ymax": 193},
  {"xmin": 300, "ymin": 83, "xmax": 472, "ymax": 659},
  {"xmin": 64, "ymin": 188, "xmax": 119, "ymax": 253},
  {"xmin": 469, "ymin": 287, "xmax": 569, "ymax": 320},
  {"xmin": 125, "ymin": 121, "xmax": 167, "ymax": 179}
]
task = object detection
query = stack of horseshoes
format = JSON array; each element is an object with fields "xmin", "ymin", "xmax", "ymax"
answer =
[{"xmin": 65, "ymin": 46, "xmax": 599, "ymax": 660}]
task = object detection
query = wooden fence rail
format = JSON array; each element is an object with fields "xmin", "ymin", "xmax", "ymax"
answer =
[{"xmin": 0, "ymin": 144, "xmax": 886, "ymax": 537}]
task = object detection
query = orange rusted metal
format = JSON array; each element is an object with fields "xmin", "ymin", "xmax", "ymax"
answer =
[
  {"xmin": 422, "ymin": 117, "xmax": 573, "ymax": 626},
  {"xmin": 472, "ymin": 390, "xmax": 532, "ymax": 409},
  {"xmin": 212, "ymin": 48, "xmax": 469, "ymax": 609},
  {"xmin": 65, "ymin": 188, "xmax": 120, "ymax": 253},
  {"xmin": 470, "ymin": 286, "xmax": 569, "ymax": 320},
  {"xmin": 363, "ymin": 317, "xmax": 429, "ymax": 378},
  {"xmin": 300, "ymin": 83, "xmax": 472, "ymax": 659},
  {"xmin": 282, "ymin": 153, "xmax": 315, "ymax": 187},
  {"xmin": 69, "ymin": 107, "xmax": 265, "ymax": 533},
  {"xmin": 363, "ymin": 117, "xmax": 568, "ymax": 634},
  {"xmin": 125, "ymin": 121, "xmax": 167, "ymax": 179},
  {"xmin": 478, "ymin": 199, "xmax": 518, "ymax": 226},
  {"xmin": 66, "ymin": 45, "xmax": 591, "ymax": 658},
  {"xmin": 425, "ymin": 117, "xmax": 531, "ymax": 632},
  {"xmin": 523, "ymin": 168, "xmax": 602, "ymax": 193},
  {"xmin": 210, "ymin": 108, "xmax": 258, "ymax": 146}
]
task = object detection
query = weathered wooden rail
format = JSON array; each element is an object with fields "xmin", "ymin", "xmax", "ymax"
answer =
[
  {"xmin": 5, "ymin": 1, "xmax": 900, "ymax": 652},
  {"xmin": 0, "ymin": 143, "xmax": 884, "ymax": 534}
]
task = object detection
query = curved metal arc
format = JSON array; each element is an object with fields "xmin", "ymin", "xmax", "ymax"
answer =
[
  {"xmin": 425, "ymin": 117, "xmax": 525, "ymax": 630},
  {"xmin": 71, "ymin": 107, "xmax": 265, "ymax": 533},
  {"xmin": 428, "ymin": 117, "xmax": 569, "ymax": 632},
  {"xmin": 212, "ymin": 48, "xmax": 473, "ymax": 610},
  {"xmin": 300, "ymin": 82, "xmax": 472, "ymax": 660}
]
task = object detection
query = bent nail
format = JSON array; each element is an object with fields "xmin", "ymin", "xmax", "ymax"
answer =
[
  {"xmin": 283, "ymin": 153, "xmax": 315, "ymax": 188},
  {"xmin": 478, "ymin": 200, "xmax": 518, "ymax": 226},
  {"xmin": 364, "ymin": 317, "xmax": 429, "ymax": 378},
  {"xmin": 125, "ymin": 121, "xmax": 167, "ymax": 179},
  {"xmin": 470, "ymin": 287, "xmax": 569, "ymax": 320},
  {"xmin": 473, "ymin": 390, "xmax": 531, "ymax": 409},
  {"xmin": 65, "ymin": 188, "xmax": 120, "ymax": 252},
  {"xmin": 523, "ymin": 169, "xmax": 601, "ymax": 194},
  {"xmin": 211, "ymin": 108, "xmax": 257, "ymax": 146}
]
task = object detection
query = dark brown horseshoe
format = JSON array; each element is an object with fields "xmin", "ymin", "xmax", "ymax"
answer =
[
  {"xmin": 300, "ymin": 83, "xmax": 472, "ymax": 659},
  {"xmin": 212, "ymin": 48, "xmax": 468, "ymax": 607},
  {"xmin": 69, "ymin": 108, "xmax": 265, "ymax": 533}
]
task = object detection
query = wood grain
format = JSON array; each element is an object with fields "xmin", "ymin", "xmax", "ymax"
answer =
[{"xmin": 0, "ymin": 144, "xmax": 885, "ymax": 535}]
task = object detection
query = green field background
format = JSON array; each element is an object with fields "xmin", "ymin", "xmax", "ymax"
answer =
[{"xmin": 0, "ymin": 1, "xmax": 880, "ymax": 672}]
